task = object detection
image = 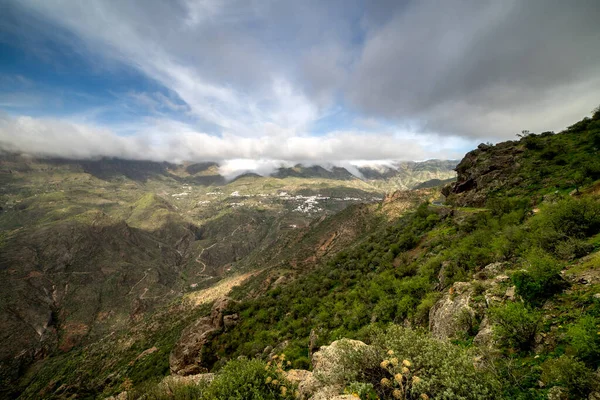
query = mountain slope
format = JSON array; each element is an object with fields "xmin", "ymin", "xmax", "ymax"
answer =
[{"xmin": 7, "ymin": 112, "xmax": 600, "ymax": 399}]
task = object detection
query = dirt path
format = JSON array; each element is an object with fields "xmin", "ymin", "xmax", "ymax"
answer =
[
  {"xmin": 194, "ymin": 226, "xmax": 241, "ymax": 276},
  {"xmin": 128, "ymin": 268, "xmax": 150, "ymax": 295}
]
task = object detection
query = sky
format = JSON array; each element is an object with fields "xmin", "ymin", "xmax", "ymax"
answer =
[{"xmin": 0, "ymin": 0, "xmax": 599, "ymax": 169}]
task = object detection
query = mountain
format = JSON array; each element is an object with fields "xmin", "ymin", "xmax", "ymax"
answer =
[
  {"xmin": 357, "ymin": 159, "xmax": 458, "ymax": 191},
  {"xmin": 0, "ymin": 153, "xmax": 454, "ymax": 397},
  {"xmin": 4, "ymin": 111, "xmax": 600, "ymax": 399}
]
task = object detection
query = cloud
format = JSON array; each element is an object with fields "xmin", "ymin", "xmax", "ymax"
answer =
[
  {"xmin": 348, "ymin": 0, "xmax": 600, "ymax": 139},
  {"xmin": 0, "ymin": 114, "xmax": 469, "ymax": 165},
  {"xmin": 2, "ymin": 0, "xmax": 599, "ymax": 155}
]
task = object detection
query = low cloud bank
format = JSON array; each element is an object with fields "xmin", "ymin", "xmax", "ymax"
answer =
[{"xmin": 0, "ymin": 115, "xmax": 468, "ymax": 175}]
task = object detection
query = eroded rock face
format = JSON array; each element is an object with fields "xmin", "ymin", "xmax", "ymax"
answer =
[
  {"xmin": 447, "ymin": 141, "xmax": 524, "ymax": 207},
  {"xmin": 169, "ymin": 297, "xmax": 238, "ymax": 375}
]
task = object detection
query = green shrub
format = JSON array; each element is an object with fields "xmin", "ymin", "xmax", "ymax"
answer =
[
  {"xmin": 489, "ymin": 302, "xmax": 541, "ymax": 351},
  {"xmin": 204, "ymin": 358, "xmax": 295, "ymax": 400},
  {"xmin": 554, "ymin": 238, "xmax": 594, "ymax": 260},
  {"xmin": 566, "ymin": 315, "xmax": 600, "ymax": 367},
  {"xmin": 130, "ymin": 379, "xmax": 208, "ymax": 400},
  {"xmin": 364, "ymin": 325, "xmax": 500, "ymax": 399},
  {"xmin": 344, "ymin": 382, "xmax": 378, "ymax": 400},
  {"xmin": 541, "ymin": 355, "xmax": 598, "ymax": 398},
  {"xmin": 511, "ymin": 249, "xmax": 565, "ymax": 305},
  {"xmin": 414, "ymin": 292, "xmax": 441, "ymax": 326},
  {"xmin": 533, "ymin": 198, "xmax": 600, "ymax": 242}
]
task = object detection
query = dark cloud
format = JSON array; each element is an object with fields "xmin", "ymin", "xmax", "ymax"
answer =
[{"xmin": 348, "ymin": 0, "xmax": 600, "ymax": 139}]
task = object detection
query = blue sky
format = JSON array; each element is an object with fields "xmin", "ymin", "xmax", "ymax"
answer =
[{"xmin": 1, "ymin": 0, "xmax": 599, "ymax": 166}]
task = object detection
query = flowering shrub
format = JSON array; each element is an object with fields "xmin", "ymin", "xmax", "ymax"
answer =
[
  {"xmin": 337, "ymin": 326, "xmax": 500, "ymax": 400},
  {"xmin": 375, "ymin": 352, "xmax": 429, "ymax": 399},
  {"xmin": 204, "ymin": 356, "xmax": 296, "ymax": 400}
]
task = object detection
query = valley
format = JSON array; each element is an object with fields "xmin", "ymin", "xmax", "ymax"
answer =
[{"xmin": 0, "ymin": 155, "xmax": 455, "ymax": 398}]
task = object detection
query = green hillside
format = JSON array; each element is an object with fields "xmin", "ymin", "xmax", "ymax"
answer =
[{"xmin": 4, "ymin": 111, "xmax": 600, "ymax": 399}]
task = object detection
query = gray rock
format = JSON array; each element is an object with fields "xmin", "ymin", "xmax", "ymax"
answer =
[
  {"xmin": 474, "ymin": 262, "xmax": 506, "ymax": 280},
  {"xmin": 429, "ymin": 282, "xmax": 477, "ymax": 340},
  {"xmin": 547, "ymin": 386, "xmax": 568, "ymax": 400}
]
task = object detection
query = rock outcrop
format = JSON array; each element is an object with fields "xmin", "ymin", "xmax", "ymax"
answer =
[
  {"xmin": 429, "ymin": 263, "xmax": 515, "ymax": 345},
  {"xmin": 169, "ymin": 297, "xmax": 238, "ymax": 375},
  {"xmin": 429, "ymin": 282, "xmax": 478, "ymax": 340},
  {"xmin": 284, "ymin": 338, "xmax": 372, "ymax": 399},
  {"xmin": 444, "ymin": 141, "xmax": 524, "ymax": 207}
]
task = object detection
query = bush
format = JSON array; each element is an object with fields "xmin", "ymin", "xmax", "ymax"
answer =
[
  {"xmin": 357, "ymin": 325, "xmax": 501, "ymax": 399},
  {"xmin": 554, "ymin": 237, "xmax": 593, "ymax": 260},
  {"xmin": 511, "ymin": 249, "xmax": 565, "ymax": 305},
  {"xmin": 204, "ymin": 358, "xmax": 295, "ymax": 400},
  {"xmin": 566, "ymin": 315, "xmax": 600, "ymax": 367},
  {"xmin": 533, "ymin": 198, "xmax": 600, "ymax": 241},
  {"xmin": 489, "ymin": 302, "xmax": 541, "ymax": 351},
  {"xmin": 541, "ymin": 355, "xmax": 598, "ymax": 398},
  {"xmin": 130, "ymin": 379, "xmax": 208, "ymax": 400}
]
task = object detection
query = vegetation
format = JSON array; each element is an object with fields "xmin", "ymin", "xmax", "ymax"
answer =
[{"xmin": 6, "ymin": 110, "xmax": 600, "ymax": 398}]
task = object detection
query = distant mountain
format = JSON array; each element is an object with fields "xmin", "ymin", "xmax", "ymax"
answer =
[
  {"xmin": 357, "ymin": 159, "xmax": 458, "ymax": 191},
  {"xmin": 271, "ymin": 165, "xmax": 356, "ymax": 180}
]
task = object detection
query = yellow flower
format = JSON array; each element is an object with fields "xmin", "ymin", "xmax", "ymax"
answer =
[
  {"xmin": 402, "ymin": 359, "xmax": 412, "ymax": 367},
  {"xmin": 390, "ymin": 357, "xmax": 399, "ymax": 366},
  {"xmin": 420, "ymin": 394, "xmax": 430, "ymax": 400},
  {"xmin": 392, "ymin": 389, "xmax": 403, "ymax": 399},
  {"xmin": 271, "ymin": 379, "xmax": 279, "ymax": 386},
  {"xmin": 287, "ymin": 360, "xmax": 291, "ymax": 366},
  {"xmin": 380, "ymin": 359, "xmax": 390, "ymax": 368},
  {"xmin": 352, "ymin": 393, "xmax": 360, "ymax": 398},
  {"xmin": 381, "ymin": 377, "xmax": 392, "ymax": 387},
  {"xmin": 295, "ymin": 390, "xmax": 300, "ymax": 398},
  {"xmin": 394, "ymin": 373, "xmax": 403, "ymax": 383},
  {"xmin": 280, "ymin": 386, "xmax": 287, "ymax": 396},
  {"xmin": 266, "ymin": 377, "xmax": 272, "ymax": 384},
  {"xmin": 387, "ymin": 349, "xmax": 395, "ymax": 356},
  {"xmin": 402, "ymin": 366, "xmax": 410, "ymax": 374},
  {"xmin": 280, "ymin": 354, "xmax": 286, "ymax": 360},
  {"xmin": 412, "ymin": 376, "xmax": 421, "ymax": 385}
]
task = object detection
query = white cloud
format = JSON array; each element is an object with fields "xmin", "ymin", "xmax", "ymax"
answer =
[{"xmin": 0, "ymin": 115, "xmax": 469, "ymax": 166}]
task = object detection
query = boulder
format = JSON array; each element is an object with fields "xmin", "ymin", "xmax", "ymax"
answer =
[
  {"xmin": 311, "ymin": 339, "xmax": 368, "ymax": 376},
  {"xmin": 474, "ymin": 262, "xmax": 506, "ymax": 280},
  {"xmin": 169, "ymin": 316, "xmax": 216, "ymax": 375},
  {"xmin": 473, "ymin": 316, "xmax": 494, "ymax": 348},
  {"xmin": 210, "ymin": 297, "xmax": 235, "ymax": 329},
  {"xmin": 429, "ymin": 282, "xmax": 478, "ymax": 340},
  {"xmin": 223, "ymin": 314, "xmax": 239, "ymax": 330},
  {"xmin": 285, "ymin": 369, "xmax": 317, "ymax": 399},
  {"xmin": 284, "ymin": 339, "xmax": 371, "ymax": 399}
]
